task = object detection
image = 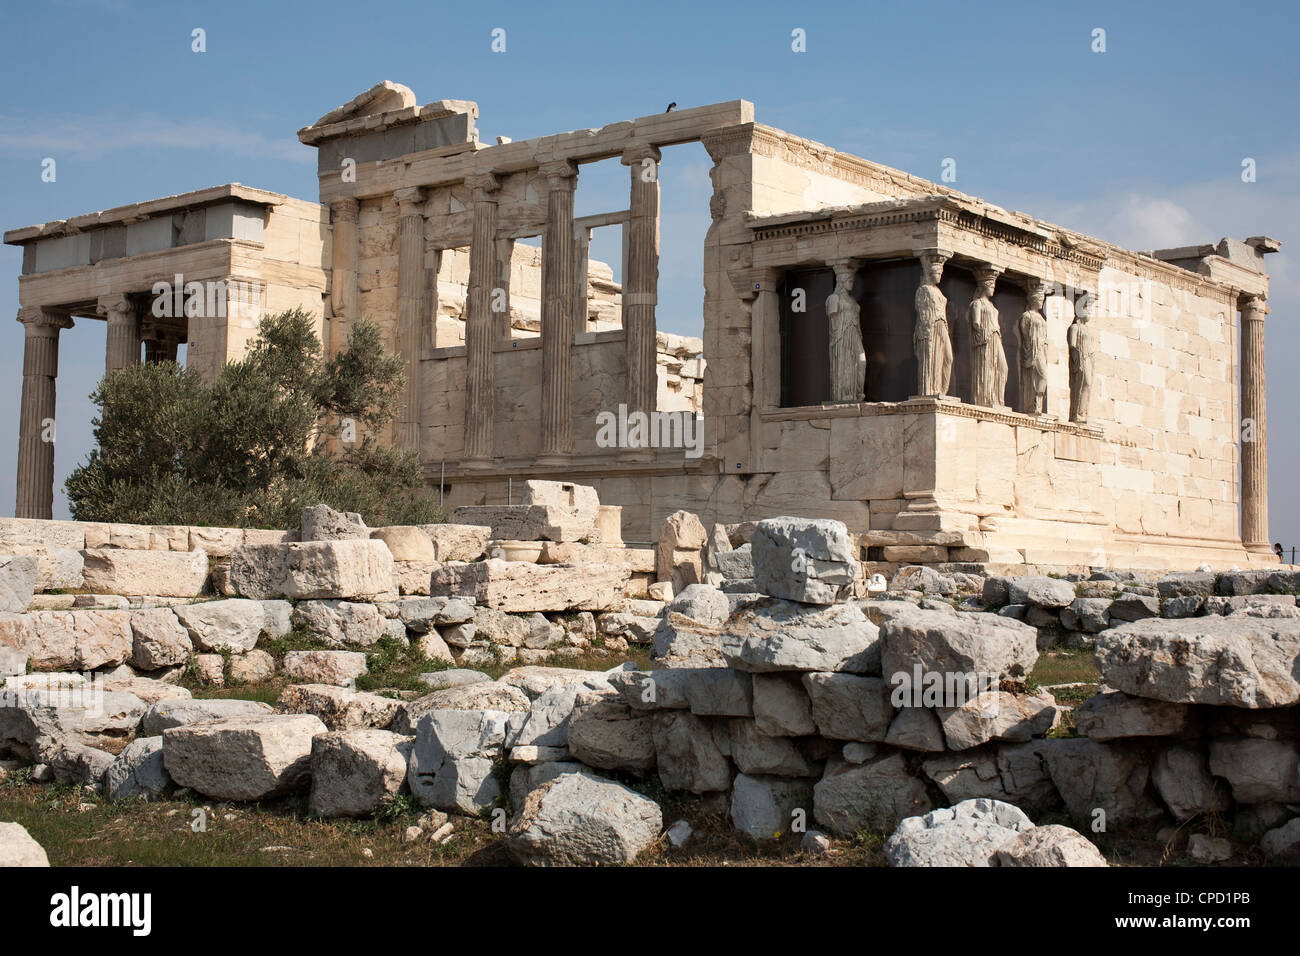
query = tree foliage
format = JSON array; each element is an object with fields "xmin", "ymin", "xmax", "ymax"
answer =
[{"xmin": 66, "ymin": 309, "xmax": 441, "ymax": 529}]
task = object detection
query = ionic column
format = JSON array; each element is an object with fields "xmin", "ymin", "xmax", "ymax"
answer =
[
  {"xmin": 538, "ymin": 159, "xmax": 578, "ymax": 466},
  {"xmin": 393, "ymin": 187, "xmax": 426, "ymax": 453},
  {"xmin": 15, "ymin": 307, "xmax": 73, "ymax": 519},
  {"xmin": 619, "ymin": 144, "xmax": 661, "ymax": 461},
  {"xmin": 493, "ymin": 237, "xmax": 514, "ymax": 341},
  {"xmin": 98, "ymin": 294, "xmax": 140, "ymax": 375},
  {"xmin": 1240, "ymin": 294, "xmax": 1270, "ymax": 553},
  {"xmin": 463, "ymin": 173, "xmax": 501, "ymax": 469},
  {"xmin": 329, "ymin": 197, "xmax": 360, "ymax": 358}
]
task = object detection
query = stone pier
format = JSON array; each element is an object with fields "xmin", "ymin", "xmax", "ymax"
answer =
[
  {"xmin": 620, "ymin": 144, "xmax": 661, "ymax": 461},
  {"xmin": 393, "ymin": 187, "xmax": 426, "ymax": 452}
]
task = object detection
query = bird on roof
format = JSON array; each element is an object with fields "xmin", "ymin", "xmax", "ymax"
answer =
[{"xmin": 665, "ymin": 102, "xmax": 676, "ymax": 112}]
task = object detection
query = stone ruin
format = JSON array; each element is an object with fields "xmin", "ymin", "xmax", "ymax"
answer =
[
  {"xmin": 3, "ymin": 482, "xmax": 1299, "ymax": 866},
  {"xmin": 5, "ymin": 81, "xmax": 1282, "ymax": 572}
]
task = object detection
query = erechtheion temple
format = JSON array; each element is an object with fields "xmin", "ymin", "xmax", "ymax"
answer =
[{"xmin": 4, "ymin": 82, "xmax": 1282, "ymax": 570}]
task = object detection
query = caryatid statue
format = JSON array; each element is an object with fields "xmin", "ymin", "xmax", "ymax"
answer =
[
  {"xmin": 826, "ymin": 258, "xmax": 865, "ymax": 403},
  {"xmin": 1068, "ymin": 292, "xmax": 1096, "ymax": 423},
  {"xmin": 1018, "ymin": 280, "xmax": 1049, "ymax": 414},
  {"xmin": 913, "ymin": 251, "xmax": 952, "ymax": 396},
  {"xmin": 968, "ymin": 265, "xmax": 1007, "ymax": 407}
]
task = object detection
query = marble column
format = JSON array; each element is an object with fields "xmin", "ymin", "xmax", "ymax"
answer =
[
  {"xmin": 329, "ymin": 197, "xmax": 360, "ymax": 358},
  {"xmin": 1240, "ymin": 294, "xmax": 1270, "ymax": 553},
  {"xmin": 493, "ymin": 237, "xmax": 514, "ymax": 342},
  {"xmin": 619, "ymin": 144, "xmax": 661, "ymax": 461},
  {"xmin": 393, "ymin": 187, "xmax": 426, "ymax": 453},
  {"xmin": 15, "ymin": 307, "xmax": 73, "ymax": 519},
  {"xmin": 538, "ymin": 159, "xmax": 578, "ymax": 466},
  {"xmin": 98, "ymin": 294, "xmax": 141, "ymax": 375},
  {"xmin": 463, "ymin": 173, "xmax": 501, "ymax": 469}
]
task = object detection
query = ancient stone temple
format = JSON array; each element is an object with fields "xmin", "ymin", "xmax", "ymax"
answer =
[{"xmin": 4, "ymin": 82, "xmax": 1281, "ymax": 570}]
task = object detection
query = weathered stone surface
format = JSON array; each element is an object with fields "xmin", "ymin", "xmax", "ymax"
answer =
[
  {"xmin": 36, "ymin": 736, "xmax": 116, "ymax": 787},
  {"xmin": 880, "ymin": 608, "xmax": 1037, "ymax": 690},
  {"xmin": 293, "ymin": 600, "xmax": 387, "ymax": 647},
  {"xmin": 993, "ymin": 824, "xmax": 1108, "ymax": 867},
  {"xmin": 415, "ymin": 668, "xmax": 490, "ymax": 692},
  {"xmin": 452, "ymin": 505, "xmax": 595, "ymax": 543},
  {"xmin": 0, "ymin": 555, "xmax": 38, "ymax": 612},
  {"xmin": 282, "ymin": 650, "xmax": 367, "ymax": 686},
  {"xmin": 608, "ymin": 668, "xmax": 690, "ymax": 711},
  {"xmin": 1150, "ymin": 743, "xmax": 1230, "ymax": 821},
  {"xmin": 275, "ymin": 684, "xmax": 400, "ymax": 731},
  {"xmin": 0, "ymin": 822, "xmax": 49, "ymax": 866},
  {"xmin": 1042, "ymin": 737, "xmax": 1162, "ymax": 826},
  {"xmin": 396, "ymin": 596, "xmax": 475, "ymax": 631},
  {"xmin": 651, "ymin": 584, "xmax": 731, "ymax": 666},
  {"xmin": 937, "ymin": 692, "xmax": 1056, "ymax": 750},
  {"xmin": 162, "ymin": 713, "xmax": 327, "ymax": 800},
  {"xmin": 885, "ymin": 707, "xmax": 946, "ymax": 752},
  {"xmin": 25, "ymin": 610, "xmax": 133, "ymax": 670},
  {"xmin": 0, "ymin": 684, "xmax": 146, "ymax": 751},
  {"xmin": 682, "ymin": 668, "xmax": 753, "ymax": 716},
  {"xmin": 228, "ymin": 540, "xmax": 394, "ymax": 601},
  {"xmin": 1096, "ymin": 616, "xmax": 1300, "ymax": 708},
  {"xmin": 567, "ymin": 690, "xmax": 656, "ymax": 773},
  {"xmin": 722, "ymin": 598, "xmax": 880, "ymax": 674},
  {"xmin": 406, "ymin": 708, "xmax": 509, "ymax": 813},
  {"xmin": 730, "ymin": 774, "xmax": 815, "ymax": 841},
  {"xmin": 81, "ymin": 548, "xmax": 209, "ymax": 598},
  {"xmin": 1006, "ymin": 576, "xmax": 1076, "ymax": 609},
  {"xmin": 174, "ymin": 599, "xmax": 265, "ymax": 653},
  {"xmin": 369, "ymin": 526, "xmax": 435, "ymax": 563},
  {"xmin": 922, "ymin": 742, "xmax": 1058, "ymax": 812},
  {"xmin": 1062, "ymin": 597, "xmax": 1110, "ymax": 633},
  {"xmin": 104, "ymin": 736, "xmax": 171, "ymax": 801},
  {"xmin": 1108, "ymin": 593, "xmax": 1160, "ymax": 622},
  {"xmin": 102, "ymin": 675, "xmax": 191, "ymax": 707},
  {"xmin": 752, "ymin": 674, "xmax": 817, "ymax": 737},
  {"xmin": 751, "ymin": 517, "xmax": 858, "ymax": 605},
  {"xmin": 1156, "ymin": 571, "xmax": 1217, "ymax": 599},
  {"xmin": 142, "ymin": 697, "xmax": 272, "ymax": 735},
  {"xmin": 651, "ymin": 710, "xmax": 731, "ymax": 792},
  {"xmin": 129, "ymin": 607, "xmax": 193, "ymax": 670},
  {"xmin": 258, "ymin": 600, "xmax": 293, "ymax": 639},
  {"xmin": 229, "ymin": 649, "xmax": 276, "ymax": 683},
  {"xmin": 885, "ymin": 798, "xmax": 1033, "ymax": 867},
  {"xmin": 430, "ymin": 559, "xmax": 628, "ymax": 612},
  {"xmin": 1074, "ymin": 690, "xmax": 1192, "ymax": 741},
  {"xmin": 1260, "ymin": 819, "xmax": 1300, "ymax": 859},
  {"xmin": 396, "ymin": 681, "xmax": 530, "ymax": 736},
  {"xmin": 506, "ymin": 771, "xmax": 661, "ymax": 865},
  {"xmin": 424, "ymin": 523, "xmax": 492, "ymax": 562},
  {"xmin": 301, "ymin": 504, "xmax": 367, "ymax": 541},
  {"xmin": 308, "ymin": 728, "xmax": 412, "ymax": 817},
  {"xmin": 801, "ymin": 673, "xmax": 892, "ymax": 741},
  {"xmin": 656, "ymin": 510, "xmax": 708, "ymax": 583},
  {"xmin": 813, "ymin": 753, "xmax": 932, "ymax": 836},
  {"xmin": 1208, "ymin": 738, "xmax": 1300, "ymax": 804},
  {"xmin": 728, "ymin": 719, "xmax": 816, "ymax": 776}
]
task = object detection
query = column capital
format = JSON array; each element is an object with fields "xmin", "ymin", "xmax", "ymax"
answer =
[
  {"xmin": 466, "ymin": 172, "xmax": 501, "ymax": 201},
  {"xmin": 973, "ymin": 263, "xmax": 1005, "ymax": 284},
  {"xmin": 621, "ymin": 142, "xmax": 662, "ymax": 166},
  {"xmin": 538, "ymin": 159, "xmax": 578, "ymax": 189},
  {"xmin": 1241, "ymin": 294, "xmax": 1269, "ymax": 317},
  {"xmin": 96, "ymin": 294, "xmax": 135, "ymax": 319},
  {"xmin": 915, "ymin": 247, "xmax": 952, "ymax": 265},
  {"xmin": 392, "ymin": 186, "xmax": 426, "ymax": 213},
  {"xmin": 17, "ymin": 306, "xmax": 73, "ymax": 331},
  {"xmin": 330, "ymin": 196, "xmax": 359, "ymax": 223}
]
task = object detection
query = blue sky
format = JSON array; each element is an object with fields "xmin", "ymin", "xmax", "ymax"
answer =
[{"xmin": 1, "ymin": 0, "xmax": 1297, "ymax": 550}]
